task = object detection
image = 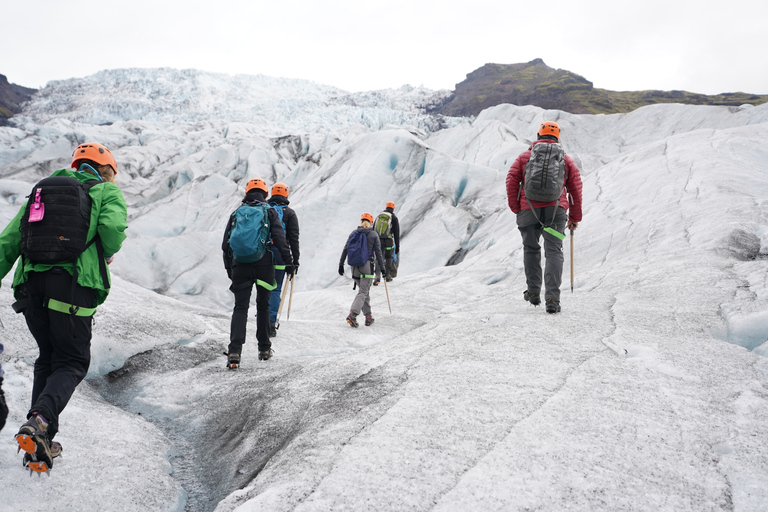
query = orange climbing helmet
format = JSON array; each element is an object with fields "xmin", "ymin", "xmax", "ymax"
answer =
[
  {"xmin": 361, "ymin": 212, "xmax": 374, "ymax": 223},
  {"xmin": 245, "ymin": 178, "xmax": 268, "ymax": 194},
  {"xmin": 71, "ymin": 142, "xmax": 117, "ymax": 173},
  {"xmin": 537, "ymin": 121, "xmax": 560, "ymax": 139},
  {"xmin": 271, "ymin": 182, "xmax": 289, "ymax": 197},
  {"xmin": 386, "ymin": 201, "xmax": 395, "ymax": 210}
]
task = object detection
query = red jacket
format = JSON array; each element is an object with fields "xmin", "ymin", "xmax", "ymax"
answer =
[{"xmin": 506, "ymin": 139, "xmax": 583, "ymax": 222}]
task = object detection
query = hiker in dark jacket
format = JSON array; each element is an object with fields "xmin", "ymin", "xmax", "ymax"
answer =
[
  {"xmin": 0, "ymin": 142, "xmax": 127, "ymax": 474},
  {"xmin": 373, "ymin": 201, "xmax": 400, "ymax": 285},
  {"xmin": 506, "ymin": 121, "xmax": 583, "ymax": 314},
  {"xmin": 267, "ymin": 182, "xmax": 300, "ymax": 337},
  {"xmin": 339, "ymin": 212, "xmax": 386, "ymax": 328},
  {"xmin": 222, "ymin": 179, "xmax": 294, "ymax": 366},
  {"xmin": 0, "ymin": 343, "xmax": 7, "ymax": 433}
]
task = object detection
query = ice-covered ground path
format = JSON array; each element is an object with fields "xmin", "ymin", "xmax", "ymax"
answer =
[
  {"xmin": 1, "ymin": 98, "xmax": 768, "ymax": 510},
  {"xmin": 4, "ymin": 232, "xmax": 758, "ymax": 512}
]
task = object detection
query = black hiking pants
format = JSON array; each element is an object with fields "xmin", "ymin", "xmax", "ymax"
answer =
[
  {"xmin": 229, "ymin": 261, "xmax": 275, "ymax": 355},
  {"xmin": 18, "ymin": 268, "xmax": 95, "ymax": 440},
  {"xmin": 375, "ymin": 239, "xmax": 395, "ymax": 281}
]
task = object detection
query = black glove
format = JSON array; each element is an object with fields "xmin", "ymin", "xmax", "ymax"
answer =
[
  {"xmin": 285, "ymin": 265, "xmax": 295, "ymax": 277},
  {"xmin": 0, "ymin": 378, "xmax": 8, "ymax": 433},
  {"xmin": 382, "ymin": 268, "xmax": 388, "ymax": 278},
  {"xmin": 338, "ymin": 264, "xmax": 345, "ymax": 276},
  {"xmin": 226, "ymin": 268, "xmax": 232, "ymax": 280},
  {"xmin": 293, "ymin": 262, "xmax": 299, "ymax": 276}
]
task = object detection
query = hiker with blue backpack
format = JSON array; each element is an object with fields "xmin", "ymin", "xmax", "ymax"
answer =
[
  {"xmin": 223, "ymin": 179, "xmax": 294, "ymax": 367},
  {"xmin": 339, "ymin": 212, "xmax": 386, "ymax": 327},
  {"xmin": 506, "ymin": 121, "xmax": 583, "ymax": 314},
  {"xmin": 267, "ymin": 183, "xmax": 300, "ymax": 338}
]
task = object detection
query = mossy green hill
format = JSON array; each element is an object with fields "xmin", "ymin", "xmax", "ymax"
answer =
[{"xmin": 434, "ymin": 59, "xmax": 768, "ymax": 117}]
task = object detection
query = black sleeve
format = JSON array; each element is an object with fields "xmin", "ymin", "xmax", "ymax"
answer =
[
  {"xmin": 392, "ymin": 214, "xmax": 400, "ymax": 253},
  {"xmin": 284, "ymin": 207, "xmax": 300, "ymax": 264},
  {"xmin": 370, "ymin": 231, "xmax": 385, "ymax": 270},
  {"xmin": 268, "ymin": 208, "xmax": 293, "ymax": 266},
  {"xmin": 222, "ymin": 213, "xmax": 235, "ymax": 272}
]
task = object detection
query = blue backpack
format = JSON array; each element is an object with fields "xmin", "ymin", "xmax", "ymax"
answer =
[
  {"xmin": 229, "ymin": 203, "xmax": 271, "ymax": 263},
  {"xmin": 270, "ymin": 204, "xmax": 286, "ymax": 233},
  {"xmin": 347, "ymin": 230, "xmax": 373, "ymax": 267}
]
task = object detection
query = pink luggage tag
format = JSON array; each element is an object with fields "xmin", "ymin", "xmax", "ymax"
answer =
[{"xmin": 28, "ymin": 188, "xmax": 45, "ymax": 222}]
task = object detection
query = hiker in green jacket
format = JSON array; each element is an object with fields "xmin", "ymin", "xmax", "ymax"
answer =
[{"xmin": 0, "ymin": 142, "xmax": 127, "ymax": 474}]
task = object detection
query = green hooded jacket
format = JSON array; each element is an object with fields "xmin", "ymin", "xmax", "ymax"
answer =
[{"xmin": 0, "ymin": 169, "xmax": 128, "ymax": 306}]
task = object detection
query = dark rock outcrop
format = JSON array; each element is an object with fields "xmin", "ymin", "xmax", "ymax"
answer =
[{"xmin": 0, "ymin": 74, "xmax": 37, "ymax": 126}]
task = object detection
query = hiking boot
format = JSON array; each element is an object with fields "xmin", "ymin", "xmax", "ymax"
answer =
[
  {"xmin": 373, "ymin": 280, "xmax": 380, "ymax": 286},
  {"xmin": 346, "ymin": 312, "xmax": 359, "ymax": 328},
  {"xmin": 269, "ymin": 323, "xmax": 277, "ymax": 338},
  {"xmin": 49, "ymin": 441, "xmax": 63, "ymax": 459},
  {"xmin": 546, "ymin": 299, "xmax": 561, "ymax": 314},
  {"xmin": 227, "ymin": 353, "xmax": 241, "ymax": 369},
  {"xmin": 258, "ymin": 349, "xmax": 274, "ymax": 361},
  {"xmin": 16, "ymin": 413, "xmax": 54, "ymax": 474},
  {"xmin": 23, "ymin": 441, "xmax": 62, "ymax": 466},
  {"xmin": 524, "ymin": 290, "xmax": 541, "ymax": 306},
  {"xmin": 365, "ymin": 315, "xmax": 374, "ymax": 326}
]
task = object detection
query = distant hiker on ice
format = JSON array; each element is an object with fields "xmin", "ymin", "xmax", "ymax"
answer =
[
  {"xmin": 0, "ymin": 142, "xmax": 127, "ymax": 474},
  {"xmin": 0, "ymin": 343, "xmax": 7, "ymax": 433},
  {"xmin": 223, "ymin": 179, "xmax": 294, "ymax": 367},
  {"xmin": 506, "ymin": 121, "xmax": 583, "ymax": 314},
  {"xmin": 373, "ymin": 201, "xmax": 400, "ymax": 286},
  {"xmin": 267, "ymin": 182, "xmax": 300, "ymax": 338},
  {"xmin": 339, "ymin": 212, "xmax": 386, "ymax": 327}
]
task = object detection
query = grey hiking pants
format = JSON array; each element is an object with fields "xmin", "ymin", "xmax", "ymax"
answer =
[
  {"xmin": 350, "ymin": 261, "xmax": 373, "ymax": 317},
  {"xmin": 517, "ymin": 206, "xmax": 567, "ymax": 302}
]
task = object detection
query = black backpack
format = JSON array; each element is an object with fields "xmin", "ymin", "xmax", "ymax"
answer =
[{"xmin": 20, "ymin": 176, "xmax": 103, "ymax": 264}]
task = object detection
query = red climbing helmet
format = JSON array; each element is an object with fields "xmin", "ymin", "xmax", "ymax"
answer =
[
  {"xmin": 71, "ymin": 143, "xmax": 117, "ymax": 173},
  {"xmin": 245, "ymin": 178, "xmax": 268, "ymax": 194},
  {"xmin": 271, "ymin": 183, "xmax": 289, "ymax": 197},
  {"xmin": 537, "ymin": 121, "xmax": 560, "ymax": 139}
]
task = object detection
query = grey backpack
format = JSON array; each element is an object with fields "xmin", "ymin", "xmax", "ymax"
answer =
[{"xmin": 523, "ymin": 142, "xmax": 566, "ymax": 203}]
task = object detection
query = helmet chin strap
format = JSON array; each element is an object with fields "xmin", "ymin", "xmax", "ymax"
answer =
[{"xmin": 78, "ymin": 163, "xmax": 104, "ymax": 181}]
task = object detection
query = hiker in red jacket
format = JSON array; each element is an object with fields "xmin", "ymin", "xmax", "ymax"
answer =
[{"xmin": 506, "ymin": 121, "xmax": 583, "ymax": 314}]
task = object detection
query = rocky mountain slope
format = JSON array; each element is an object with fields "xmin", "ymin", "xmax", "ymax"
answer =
[
  {"xmin": 434, "ymin": 59, "xmax": 768, "ymax": 117},
  {"xmin": 0, "ymin": 74, "xmax": 36, "ymax": 126}
]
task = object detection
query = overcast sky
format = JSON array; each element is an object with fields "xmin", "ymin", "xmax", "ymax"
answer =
[{"xmin": 4, "ymin": 0, "xmax": 767, "ymax": 95}]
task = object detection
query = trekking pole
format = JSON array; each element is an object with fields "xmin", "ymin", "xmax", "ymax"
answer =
[
  {"xmin": 570, "ymin": 229, "xmax": 575, "ymax": 293},
  {"xmin": 383, "ymin": 278, "xmax": 392, "ymax": 313},
  {"xmin": 276, "ymin": 275, "xmax": 291, "ymax": 323},
  {"xmin": 287, "ymin": 274, "xmax": 296, "ymax": 320}
]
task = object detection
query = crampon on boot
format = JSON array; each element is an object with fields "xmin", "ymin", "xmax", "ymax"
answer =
[
  {"xmin": 225, "ymin": 352, "xmax": 241, "ymax": 369},
  {"xmin": 15, "ymin": 413, "xmax": 54, "ymax": 475},
  {"xmin": 524, "ymin": 290, "xmax": 541, "ymax": 306},
  {"xmin": 546, "ymin": 299, "xmax": 561, "ymax": 314}
]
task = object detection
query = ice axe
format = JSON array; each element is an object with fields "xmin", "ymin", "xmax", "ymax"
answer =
[
  {"xmin": 383, "ymin": 277, "xmax": 392, "ymax": 313},
  {"xmin": 276, "ymin": 274, "xmax": 291, "ymax": 324},
  {"xmin": 570, "ymin": 229, "xmax": 575, "ymax": 293},
  {"xmin": 287, "ymin": 274, "xmax": 296, "ymax": 320}
]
